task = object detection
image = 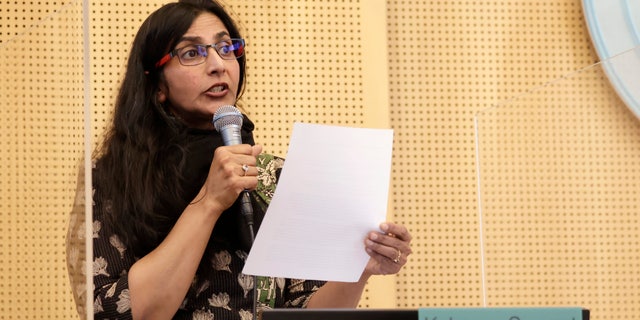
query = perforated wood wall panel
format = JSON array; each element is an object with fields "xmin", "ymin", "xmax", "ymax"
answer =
[
  {"xmin": 387, "ymin": 1, "xmax": 640, "ymax": 320},
  {"xmin": 475, "ymin": 56, "xmax": 640, "ymax": 317},
  {"xmin": 0, "ymin": 1, "xmax": 85, "ymax": 319},
  {"xmin": 2, "ymin": 0, "xmax": 639, "ymax": 319}
]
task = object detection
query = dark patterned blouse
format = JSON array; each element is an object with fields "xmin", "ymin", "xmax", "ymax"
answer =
[{"xmin": 92, "ymin": 126, "xmax": 326, "ymax": 319}]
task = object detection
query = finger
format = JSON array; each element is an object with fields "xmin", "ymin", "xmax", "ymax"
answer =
[
  {"xmin": 368, "ymin": 229, "xmax": 407, "ymax": 251},
  {"xmin": 368, "ymin": 229, "xmax": 413, "ymax": 262},
  {"xmin": 365, "ymin": 247, "xmax": 403, "ymax": 275},
  {"xmin": 380, "ymin": 222, "xmax": 412, "ymax": 242},
  {"xmin": 380, "ymin": 245, "xmax": 407, "ymax": 266},
  {"xmin": 237, "ymin": 152, "xmax": 257, "ymax": 166},
  {"xmin": 225, "ymin": 143, "xmax": 256, "ymax": 155},
  {"xmin": 366, "ymin": 235, "xmax": 403, "ymax": 262},
  {"xmin": 383, "ymin": 244, "xmax": 402, "ymax": 264},
  {"xmin": 213, "ymin": 145, "xmax": 254, "ymax": 171},
  {"xmin": 237, "ymin": 164, "xmax": 259, "ymax": 190},
  {"xmin": 215, "ymin": 153, "xmax": 256, "ymax": 186},
  {"xmin": 251, "ymin": 144, "xmax": 263, "ymax": 156},
  {"xmin": 242, "ymin": 178, "xmax": 259, "ymax": 191},
  {"xmin": 240, "ymin": 163, "xmax": 250, "ymax": 176},
  {"xmin": 392, "ymin": 247, "xmax": 405, "ymax": 264},
  {"xmin": 233, "ymin": 153, "xmax": 258, "ymax": 176},
  {"xmin": 237, "ymin": 163, "xmax": 259, "ymax": 177},
  {"xmin": 229, "ymin": 169, "xmax": 258, "ymax": 192}
]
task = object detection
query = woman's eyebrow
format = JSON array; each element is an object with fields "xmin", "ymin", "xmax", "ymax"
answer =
[
  {"xmin": 214, "ymin": 31, "xmax": 231, "ymax": 39},
  {"xmin": 176, "ymin": 36, "xmax": 202, "ymax": 46},
  {"xmin": 177, "ymin": 31, "xmax": 231, "ymax": 45}
]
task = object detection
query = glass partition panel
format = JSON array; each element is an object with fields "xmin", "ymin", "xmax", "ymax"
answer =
[
  {"xmin": 0, "ymin": 2, "xmax": 86, "ymax": 319},
  {"xmin": 475, "ymin": 46, "xmax": 640, "ymax": 320}
]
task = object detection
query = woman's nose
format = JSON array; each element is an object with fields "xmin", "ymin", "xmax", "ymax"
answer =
[{"xmin": 205, "ymin": 47, "xmax": 226, "ymax": 73}]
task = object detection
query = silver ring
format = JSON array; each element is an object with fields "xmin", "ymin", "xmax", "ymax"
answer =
[
  {"xmin": 393, "ymin": 248, "xmax": 401, "ymax": 263},
  {"xmin": 241, "ymin": 164, "xmax": 249, "ymax": 176}
]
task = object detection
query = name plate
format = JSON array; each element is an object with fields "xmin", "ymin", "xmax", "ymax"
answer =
[{"xmin": 419, "ymin": 307, "xmax": 588, "ymax": 320}]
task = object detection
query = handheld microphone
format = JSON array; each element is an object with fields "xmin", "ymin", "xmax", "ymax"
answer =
[{"xmin": 212, "ymin": 105, "xmax": 255, "ymax": 244}]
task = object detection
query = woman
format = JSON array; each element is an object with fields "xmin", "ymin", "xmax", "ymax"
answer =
[{"xmin": 83, "ymin": 0, "xmax": 412, "ymax": 319}]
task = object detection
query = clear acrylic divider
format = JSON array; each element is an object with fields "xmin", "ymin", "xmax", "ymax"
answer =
[{"xmin": 474, "ymin": 46, "xmax": 640, "ymax": 320}]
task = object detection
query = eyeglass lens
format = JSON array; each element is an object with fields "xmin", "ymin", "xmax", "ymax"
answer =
[{"xmin": 177, "ymin": 39, "xmax": 244, "ymax": 66}]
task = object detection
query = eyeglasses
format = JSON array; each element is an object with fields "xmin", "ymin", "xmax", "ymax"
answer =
[{"xmin": 155, "ymin": 38, "xmax": 245, "ymax": 69}]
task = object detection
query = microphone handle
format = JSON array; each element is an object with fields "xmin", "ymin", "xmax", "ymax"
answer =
[
  {"xmin": 213, "ymin": 107, "xmax": 257, "ymax": 320},
  {"xmin": 239, "ymin": 190, "xmax": 255, "ymax": 244},
  {"xmin": 217, "ymin": 123, "xmax": 255, "ymax": 243}
]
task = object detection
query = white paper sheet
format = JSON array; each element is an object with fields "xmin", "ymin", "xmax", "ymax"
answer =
[{"xmin": 242, "ymin": 122, "xmax": 394, "ymax": 282}]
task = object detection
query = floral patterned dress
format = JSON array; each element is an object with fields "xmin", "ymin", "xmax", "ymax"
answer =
[{"xmin": 92, "ymin": 153, "xmax": 326, "ymax": 320}]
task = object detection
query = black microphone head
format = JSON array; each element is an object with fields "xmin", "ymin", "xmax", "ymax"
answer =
[{"xmin": 212, "ymin": 105, "xmax": 243, "ymax": 132}]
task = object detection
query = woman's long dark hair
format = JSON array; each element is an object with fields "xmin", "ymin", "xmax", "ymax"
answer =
[{"xmin": 93, "ymin": 0, "xmax": 246, "ymax": 256}]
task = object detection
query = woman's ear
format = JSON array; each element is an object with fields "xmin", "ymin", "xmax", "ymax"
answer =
[{"xmin": 157, "ymin": 87, "xmax": 167, "ymax": 104}]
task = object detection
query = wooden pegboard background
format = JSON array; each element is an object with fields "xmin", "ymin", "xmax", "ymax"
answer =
[
  {"xmin": 1, "ymin": 0, "xmax": 639, "ymax": 319},
  {"xmin": 475, "ymin": 53, "xmax": 640, "ymax": 313},
  {"xmin": 0, "ymin": 1, "xmax": 85, "ymax": 319}
]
